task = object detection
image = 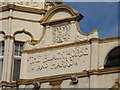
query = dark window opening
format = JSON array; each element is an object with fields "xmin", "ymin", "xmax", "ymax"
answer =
[
  {"xmin": 104, "ymin": 46, "xmax": 120, "ymax": 68},
  {"xmin": 0, "ymin": 59, "xmax": 3, "ymax": 80},
  {"xmin": 0, "ymin": 42, "xmax": 4, "ymax": 56},
  {"xmin": 12, "ymin": 59, "xmax": 21, "ymax": 81}
]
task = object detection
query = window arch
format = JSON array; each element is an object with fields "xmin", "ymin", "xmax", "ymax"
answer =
[{"xmin": 104, "ymin": 46, "xmax": 120, "ymax": 68}]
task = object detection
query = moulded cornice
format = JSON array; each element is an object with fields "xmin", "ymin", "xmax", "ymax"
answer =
[
  {"xmin": 1, "ymin": 67, "xmax": 120, "ymax": 87},
  {"xmin": 0, "ymin": 4, "xmax": 47, "ymax": 14},
  {"xmin": 22, "ymin": 36, "xmax": 120, "ymax": 54}
]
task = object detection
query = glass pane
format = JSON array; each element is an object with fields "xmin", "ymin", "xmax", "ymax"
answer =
[
  {"xmin": 0, "ymin": 59, "xmax": 3, "ymax": 80},
  {"xmin": 19, "ymin": 52, "xmax": 22, "ymax": 56},
  {"xmin": 0, "ymin": 42, "xmax": 4, "ymax": 56},
  {"xmin": 14, "ymin": 42, "xmax": 23, "ymax": 56},
  {"xmin": 19, "ymin": 45, "xmax": 23, "ymax": 56},
  {"xmin": 12, "ymin": 59, "xmax": 21, "ymax": 81},
  {"xmin": 20, "ymin": 44, "xmax": 23, "ymax": 50},
  {"xmin": 2, "ymin": 42, "xmax": 4, "ymax": 56},
  {"xmin": 15, "ymin": 44, "xmax": 19, "ymax": 50},
  {"xmin": 14, "ymin": 50, "xmax": 19, "ymax": 56}
]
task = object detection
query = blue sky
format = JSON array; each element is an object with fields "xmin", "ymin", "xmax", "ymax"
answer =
[{"xmin": 64, "ymin": 2, "xmax": 119, "ymax": 39}]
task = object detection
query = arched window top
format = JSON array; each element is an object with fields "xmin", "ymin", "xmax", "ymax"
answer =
[{"xmin": 104, "ymin": 46, "xmax": 120, "ymax": 68}]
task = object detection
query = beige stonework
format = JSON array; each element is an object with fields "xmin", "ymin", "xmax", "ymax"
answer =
[{"xmin": 0, "ymin": 1, "xmax": 119, "ymax": 89}]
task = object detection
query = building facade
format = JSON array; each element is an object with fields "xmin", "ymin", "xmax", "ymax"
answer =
[{"xmin": 0, "ymin": 0, "xmax": 120, "ymax": 89}]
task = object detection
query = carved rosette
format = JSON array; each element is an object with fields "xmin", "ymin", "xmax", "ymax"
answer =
[{"xmin": 52, "ymin": 24, "xmax": 70, "ymax": 44}]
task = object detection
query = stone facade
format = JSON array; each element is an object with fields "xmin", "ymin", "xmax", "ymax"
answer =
[{"xmin": 0, "ymin": 1, "xmax": 120, "ymax": 89}]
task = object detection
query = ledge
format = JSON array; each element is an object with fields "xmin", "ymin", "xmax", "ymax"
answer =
[
  {"xmin": 1, "ymin": 67, "xmax": 120, "ymax": 87},
  {"xmin": 0, "ymin": 4, "xmax": 47, "ymax": 14},
  {"xmin": 22, "ymin": 37, "xmax": 120, "ymax": 54}
]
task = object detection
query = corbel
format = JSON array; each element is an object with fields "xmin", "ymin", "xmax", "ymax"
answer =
[
  {"xmin": 90, "ymin": 38, "xmax": 99, "ymax": 44},
  {"xmin": 49, "ymin": 80, "xmax": 63, "ymax": 90}
]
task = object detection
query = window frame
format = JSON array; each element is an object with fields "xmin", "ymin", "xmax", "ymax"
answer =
[
  {"xmin": 12, "ymin": 41, "xmax": 24, "ymax": 81},
  {"xmin": 0, "ymin": 41, "xmax": 4, "ymax": 81}
]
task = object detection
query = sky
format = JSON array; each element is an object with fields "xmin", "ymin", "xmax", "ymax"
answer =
[{"xmin": 64, "ymin": 2, "xmax": 119, "ymax": 39}]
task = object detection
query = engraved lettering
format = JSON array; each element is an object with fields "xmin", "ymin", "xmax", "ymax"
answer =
[{"xmin": 27, "ymin": 47, "xmax": 89, "ymax": 71}]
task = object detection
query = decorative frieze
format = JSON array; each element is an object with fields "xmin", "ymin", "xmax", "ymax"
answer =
[{"xmin": 0, "ymin": 1, "xmax": 39, "ymax": 7}]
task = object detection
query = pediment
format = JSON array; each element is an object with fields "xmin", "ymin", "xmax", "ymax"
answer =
[
  {"xmin": 34, "ymin": 4, "xmax": 98, "ymax": 47},
  {"xmin": 41, "ymin": 5, "xmax": 84, "ymax": 26}
]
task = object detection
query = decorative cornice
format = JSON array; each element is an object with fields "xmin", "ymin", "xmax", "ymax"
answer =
[
  {"xmin": 0, "ymin": 2, "xmax": 40, "ymax": 8},
  {"xmin": 4, "ymin": 35, "xmax": 15, "ymax": 40},
  {"xmin": 1, "ymin": 67, "xmax": 120, "ymax": 87},
  {"xmin": 0, "ymin": 16, "xmax": 40, "ymax": 23},
  {"xmin": 90, "ymin": 38, "xmax": 99, "ymax": 43},
  {"xmin": 0, "ymin": 17, "xmax": 9, "ymax": 20},
  {"xmin": 22, "ymin": 40, "xmax": 90, "ymax": 54},
  {"xmin": 22, "ymin": 36, "xmax": 120, "ymax": 54},
  {"xmin": 41, "ymin": 16, "xmax": 78, "ymax": 26},
  {"xmin": 99, "ymin": 37, "xmax": 120, "ymax": 44},
  {"xmin": 0, "ymin": 4, "xmax": 47, "ymax": 14},
  {"xmin": 1, "ymin": 81, "xmax": 18, "ymax": 87}
]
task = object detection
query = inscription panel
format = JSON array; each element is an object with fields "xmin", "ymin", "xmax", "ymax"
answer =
[{"xmin": 26, "ymin": 45, "xmax": 90, "ymax": 78}]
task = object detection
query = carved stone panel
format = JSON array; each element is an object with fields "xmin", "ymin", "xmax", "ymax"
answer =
[
  {"xmin": 26, "ymin": 45, "xmax": 90, "ymax": 78},
  {"xmin": 52, "ymin": 24, "xmax": 70, "ymax": 44}
]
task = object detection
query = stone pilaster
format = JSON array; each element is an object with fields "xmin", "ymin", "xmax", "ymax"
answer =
[
  {"xmin": 2, "ymin": 35, "xmax": 14, "ymax": 81},
  {"xmin": 89, "ymin": 38, "xmax": 99, "ymax": 88},
  {"xmin": 90, "ymin": 38, "xmax": 99, "ymax": 70},
  {"xmin": 20, "ymin": 52, "xmax": 28, "ymax": 79},
  {"xmin": 70, "ymin": 20, "xmax": 76, "ymax": 42}
]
